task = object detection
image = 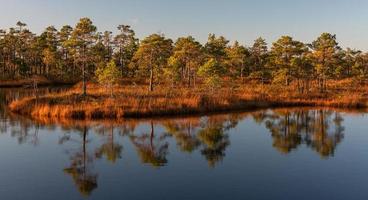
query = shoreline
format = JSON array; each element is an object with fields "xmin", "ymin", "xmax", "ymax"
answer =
[
  {"xmin": 8, "ymin": 83, "xmax": 368, "ymax": 120},
  {"xmin": 12, "ymin": 106, "xmax": 366, "ymax": 128},
  {"xmin": 0, "ymin": 77, "xmax": 76, "ymax": 88}
]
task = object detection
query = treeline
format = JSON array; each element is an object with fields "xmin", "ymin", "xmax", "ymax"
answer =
[{"xmin": 1, "ymin": 17, "xmax": 368, "ymax": 93}]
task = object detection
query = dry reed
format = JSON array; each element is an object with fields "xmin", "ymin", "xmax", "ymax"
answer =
[{"xmin": 8, "ymin": 79, "xmax": 368, "ymax": 120}]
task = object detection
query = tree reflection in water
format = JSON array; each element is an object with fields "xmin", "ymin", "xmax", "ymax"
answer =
[
  {"xmin": 0, "ymin": 87, "xmax": 68, "ymax": 145},
  {"xmin": 163, "ymin": 118, "xmax": 201, "ymax": 153},
  {"xmin": 254, "ymin": 109, "xmax": 345, "ymax": 157},
  {"xmin": 94, "ymin": 125, "xmax": 123, "ymax": 164},
  {"xmin": 62, "ymin": 126, "xmax": 98, "ymax": 196},
  {"xmin": 130, "ymin": 121, "xmax": 169, "ymax": 167},
  {"xmin": 197, "ymin": 116, "xmax": 231, "ymax": 167},
  {"xmin": 0, "ymin": 101, "xmax": 350, "ymax": 197},
  {"xmin": 164, "ymin": 114, "xmax": 240, "ymax": 167},
  {"xmin": 0, "ymin": 90, "xmax": 38, "ymax": 144}
]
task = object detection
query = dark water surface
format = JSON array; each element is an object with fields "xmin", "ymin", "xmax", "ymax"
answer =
[{"xmin": 1, "ymin": 88, "xmax": 368, "ymax": 200}]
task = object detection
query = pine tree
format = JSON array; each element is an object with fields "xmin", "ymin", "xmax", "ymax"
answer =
[
  {"xmin": 311, "ymin": 33, "xmax": 340, "ymax": 92},
  {"xmin": 249, "ymin": 37, "xmax": 269, "ymax": 83},
  {"xmin": 131, "ymin": 34, "xmax": 173, "ymax": 91},
  {"xmin": 168, "ymin": 36, "xmax": 203, "ymax": 87},
  {"xmin": 225, "ymin": 41, "xmax": 250, "ymax": 80},
  {"xmin": 269, "ymin": 36, "xmax": 307, "ymax": 86},
  {"xmin": 69, "ymin": 18, "xmax": 97, "ymax": 96},
  {"xmin": 113, "ymin": 25, "xmax": 138, "ymax": 77},
  {"xmin": 198, "ymin": 58, "xmax": 224, "ymax": 90},
  {"xmin": 96, "ymin": 60, "xmax": 121, "ymax": 97}
]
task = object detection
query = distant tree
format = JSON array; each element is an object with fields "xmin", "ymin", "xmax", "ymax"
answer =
[
  {"xmin": 249, "ymin": 37, "xmax": 269, "ymax": 83},
  {"xmin": 0, "ymin": 29, "xmax": 5, "ymax": 78},
  {"xmin": 204, "ymin": 34, "xmax": 229, "ymax": 63},
  {"xmin": 16, "ymin": 21, "xmax": 27, "ymax": 32},
  {"xmin": 42, "ymin": 26, "xmax": 59, "ymax": 50},
  {"xmin": 352, "ymin": 52, "xmax": 368, "ymax": 83},
  {"xmin": 69, "ymin": 18, "xmax": 97, "ymax": 96},
  {"xmin": 95, "ymin": 60, "xmax": 121, "ymax": 97},
  {"xmin": 166, "ymin": 56, "xmax": 182, "ymax": 85},
  {"xmin": 92, "ymin": 32, "xmax": 109, "ymax": 64},
  {"xmin": 198, "ymin": 58, "xmax": 224, "ymax": 90},
  {"xmin": 102, "ymin": 31, "xmax": 113, "ymax": 60},
  {"xmin": 311, "ymin": 33, "xmax": 340, "ymax": 92},
  {"xmin": 4, "ymin": 18, "xmax": 368, "ymax": 96},
  {"xmin": 336, "ymin": 48, "xmax": 361, "ymax": 78},
  {"xmin": 131, "ymin": 34, "xmax": 173, "ymax": 91},
  {"xmin": 167, "ymin": 36, "xmax": 203, "ymax": 87},
  {"xmin": 292, "ymin": 51, "xmax": 314, "ymax": 93},
  {"xmin": 39, "ymin": 26, "xmax": 59, "ymax": 76},
  {"xmin": 225, "ymin": 41, "xmax": 250, "ymax": 80},
  {"xmin": 42, "ymin": 48, "xmax": 57, "ymax": 76},
  {"xmin": 58, "ymin": 25, "xmax": 74, "ymax": 79},
  {"xmin": 269, "ymin": 36, "xmax": 307, "ymax": 86},
  {"xmin": 3, "ymin": 28, "xmax": 18, "ymax": 77},
  {"xmin": 15, "ymin": 22, "xmax": 32, "ymax": 76},
  {"xmin": 113, "ymin": 25, "xmax": 138, "ymax": 76}
]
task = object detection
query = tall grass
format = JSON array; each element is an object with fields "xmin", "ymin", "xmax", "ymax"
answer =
[{"xmin": 8, "ymin": 79, "xmax": 368, "ymax": 120}]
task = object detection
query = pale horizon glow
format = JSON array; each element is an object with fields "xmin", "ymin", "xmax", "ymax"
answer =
[{"xmin": 0, "ymin": 0, "xmax": 367, "ymax": 50}]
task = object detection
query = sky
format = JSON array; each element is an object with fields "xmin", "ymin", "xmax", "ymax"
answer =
[{"xmin": 0, "ymin": 0, "xmax": 367, "ymax": 50}]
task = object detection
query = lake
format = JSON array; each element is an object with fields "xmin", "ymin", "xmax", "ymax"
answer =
[{"xmin": 1, "ymin": 88, "xmax": 368, "ymax": 200}]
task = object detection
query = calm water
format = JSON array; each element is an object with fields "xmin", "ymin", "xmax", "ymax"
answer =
[{"xmin": 1, "ymin": 88, "xmax": 368, "ymax": 200}]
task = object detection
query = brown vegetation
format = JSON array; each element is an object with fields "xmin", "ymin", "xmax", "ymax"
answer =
[
  {"xmin": 8, "ymin": 79, "xmax": 368, "ymax": 120},
  {"xmin": 3, "ymin": 19, "xmax": 368, "ymax": 120},
  {"xmin": 0, "ymin": 75, "xmax": 50, "ymax": 88},
  {"xmin": 0, "ymin": 75, "xmax": 75, "ymax": 88}
]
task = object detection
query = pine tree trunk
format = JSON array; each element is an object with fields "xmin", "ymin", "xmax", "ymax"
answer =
[
  {"xmin": 193, "ymin": 73, "xmax": 196, "ymax": 88},
  {"xmin": 188, "ymin": 69, "xmax": 191, "ymax": 87},
  {"xmin": 110, "ymin": 83, "xmax": 113, "ymax": 98},
  {"xmin": 149, "ymin": 65, "xmax": 154, "ymax": 92},
  {"xmin": 82, "ymin": 63, "xmax": 87, "ymax": 96},
  {"xmin": 240, "ymin": 67, "xmax": 244, "ymax": 83}
]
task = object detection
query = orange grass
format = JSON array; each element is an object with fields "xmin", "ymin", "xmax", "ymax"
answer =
[{"xmin": 8, "ymin": 79, "xmax": 368, "ymax": 120}]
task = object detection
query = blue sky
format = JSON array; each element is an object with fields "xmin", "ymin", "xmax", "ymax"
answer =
[{"xmin": 1, "ymin": 0, "xmax": 367, "ymax": 50}]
